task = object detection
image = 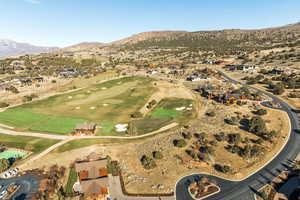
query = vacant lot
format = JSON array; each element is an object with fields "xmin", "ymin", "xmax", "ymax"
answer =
[{"xmin": 109, "ymin": 100, "xmax": 290, "ymax": 194}]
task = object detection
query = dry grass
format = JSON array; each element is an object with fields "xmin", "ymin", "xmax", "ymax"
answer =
[
  {"xmin": 108, "ymin": 99, "xmax": 290, "ymax": 194},
  {"xmin": 22, "ymin": 96, "xmax": 290, "ymax": 195}
]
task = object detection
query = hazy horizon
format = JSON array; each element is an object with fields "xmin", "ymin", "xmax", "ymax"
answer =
[{"xmin": 0, "ymin": 0, "xmax": 299, "ymax": 47}]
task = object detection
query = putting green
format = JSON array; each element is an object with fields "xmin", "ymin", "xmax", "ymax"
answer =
[
  {"xmin": 150, "ymin": 98, "xmax": 193, "ymax": 119},
  {"xmin": 150, "ymin": 107, "xmax": 181, "ymax": 118},
  {"xmin": 0, "ymin": 150, "xmax": 27, "ymax": 159},
  {"xmin": 0, "ymin": 76, "xmax": 156, "ymax": 135}
]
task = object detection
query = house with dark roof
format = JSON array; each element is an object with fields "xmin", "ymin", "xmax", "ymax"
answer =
[{"xmin": 72, "ymin": 122, "xmax": 96, "ymax": 136}]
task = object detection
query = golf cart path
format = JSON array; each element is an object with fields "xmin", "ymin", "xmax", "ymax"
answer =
[
  {"xmin": 0, "ymin": 122, "xmax": 178, "ymax": 176},
  {"xmin": 0, "ymin": 139, "xmax": 73, "ymax": 177},
  {"xmin": 0, "ymin": 122, "xmax": 178, "ymax": 140},
  {"xmin": 17, "ymin": 139, "xmax": 74, "ymax": 170}
]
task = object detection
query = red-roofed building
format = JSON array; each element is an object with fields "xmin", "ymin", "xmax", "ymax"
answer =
[{"xmin": 75, "ymin": 158, "xmax": 109, "ymax": 200}]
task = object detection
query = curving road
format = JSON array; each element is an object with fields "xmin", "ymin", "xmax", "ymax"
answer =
[
  {"xmin": 0, "ymin": 122, "xmax": 178, "ymax": 140},
  {"xmin": 175, "ymin": 72, "xmax": 300, "ymax": 200},
  {"xmin": 1, "ymin": 72, "xmax": 299, "ymax": 200}
]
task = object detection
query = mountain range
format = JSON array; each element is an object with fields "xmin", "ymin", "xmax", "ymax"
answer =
[
  {"xmin": 0, "ymin": 39, "xmax": 58, "ymax": 58},
  {"xmin": 67, "ymin": 22, "xmax": 300, "ymax": 55},
  {"xmin": 1, "ymin": 22, "xmax": 300, "ymax": 58}
]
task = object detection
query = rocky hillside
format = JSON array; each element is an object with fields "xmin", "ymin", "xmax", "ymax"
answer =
[
  {"xmin": 111, "ymin": 22, "xmax": 300, "ymax": 55},
  {"xmin": 0, "ymin": 39, "xmax": 58, "ymax": 58},
  {"xmin": 61, "ymin": 42, "xmax": 104, "ymax": 52},
  {"xmin": 110, "ymin": 31, "xmax": 187, "ymax": 46}
]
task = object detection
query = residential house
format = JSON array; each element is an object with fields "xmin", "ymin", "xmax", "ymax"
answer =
[
  {"xmin": 202, "ymin": 60, "xmax": 218, "ymax": 65},
  {"xmin": 222, "ymin": 93, "xmax": 245, "ymax": 104},
  {"xmin": 266, "ymin": 68, "xmax": 284, "ymax": 75},
  {"xmin": 33, "ymin": 77, "xmax": 44, "ymax": 83},
  {"xmin": 20, "ymin": 78, "xmax": 32, "ymax": 86},
  {"xmin": 73, "ymin": 122, "xmax": 97, "ymax": 136},
  {"xmin": 59, "ymin": 67, "xmax": 79, "ymax": 78},
  {"xmin": 186, "ymin": 74, "xmax": 210, "ymax": 82},
  {"xmin": 0, "ymin": 82, "xmax": 10, "ymax": 91},
  {"xmin": 227, "ymin": 65, "xmax": 257, "ymax": 72},
  {"xmin": 146, "ymin": 69, "xmax": 158, "ymax": 75},
  {"xmin": 10, "ymin": 60, "xmax": 25, "ymax": 67},
  {"xmin": 75, "ymin": 158, "xmax": 109, "ymax": 200}
]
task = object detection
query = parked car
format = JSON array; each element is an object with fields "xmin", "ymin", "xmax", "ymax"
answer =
[{"xmin": 0, "ymin": 190, "xmax": 7, "ymax": 199}]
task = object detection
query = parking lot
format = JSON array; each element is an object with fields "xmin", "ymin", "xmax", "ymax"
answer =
[{"xmin": 0, "ymin": 174, "xmax": 39, "ymax": 200}]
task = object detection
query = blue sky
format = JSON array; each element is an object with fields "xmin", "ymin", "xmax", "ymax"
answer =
[{"xmin": 0, "ymin": 0, "xmax": 299, "ymax": 47}]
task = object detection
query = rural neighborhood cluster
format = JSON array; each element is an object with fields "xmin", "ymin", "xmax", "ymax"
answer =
[{"xmin": 0, "ymin": 22, "xmax": 300, "ymax": 200}]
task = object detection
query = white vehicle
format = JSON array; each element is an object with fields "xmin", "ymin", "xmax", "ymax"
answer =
[
  {"xmin": 4, "ymin": 172, "xmax": 10, "ymax": 178},
  {"xmin": 12, "ymin": 168, "xmax": 19, "ymax": 174},
  {"xmin": 0, "ymin": 190, "xmax": 7, "ymax": 199}
]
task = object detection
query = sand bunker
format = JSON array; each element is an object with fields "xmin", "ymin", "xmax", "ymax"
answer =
[
  {"xmin": 75, "ymin": 106, "xmax": 80, "ymax": 110},
  {"xmin": 115, "ymin": 124, "xmax": 128, "ymax": 132},
  {"xmin": 176, "ymin": 107, "xmax": 186, "ymax": 111},
  {"xmin": 90, "ymin": 106, "xmax": 96, "ymax": 110},
  {"xmin": 68, "ymin": 96, "xmax": 73, "ymax": 99}
]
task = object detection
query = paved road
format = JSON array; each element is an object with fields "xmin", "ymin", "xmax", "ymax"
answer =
[
  {"xmin": 0, "ymin": 123, "xmax": 178, "ymax": 140},
  {"xmin": 0, "ymin": 174, "xmax": 40, "ymax": 200},
  {"xmin": 175, "ymin": 72, "xmax": 300, "ymax": 200}
]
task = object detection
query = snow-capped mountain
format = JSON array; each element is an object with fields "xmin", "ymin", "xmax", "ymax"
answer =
[{"xmin": 0, "ymin": 39, "xmax": 58, "ymax": 58}]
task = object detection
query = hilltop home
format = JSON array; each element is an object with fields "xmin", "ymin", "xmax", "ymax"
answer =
[
  {"xmin": 266, "ymin": 68, "xmax": 284, "ymax": 75},
  {"xmin": 33, "ymin": 77, "xmax": 44, "ymax": 83},
  {"xmin": 227, "ymin": 65, "xmax": 257, "ymax": 72},
  {"xmin": 186, "ymin": 74, "xmax": 210, "ymax": 82},
  {"xmin": 199, "ymin": 85, "xmax": 251, "ymax": 104},
  {"xmin": 58, "ymin": 67, "xmax": 79, "ymax": 78},
  {"xmin": 146, "ymin": 69, "xmax": 158, "ymax": 75},
  {"xmin": 0, "ymin": 82, "xmax": 10, "ymax": 90},
  {"xmin": 75, "ymin": 158, "xmax": 109, "ymax": 200},
  {"xmin": 10, "ymin": 60, "xmax": 25, "ymax": 67}
]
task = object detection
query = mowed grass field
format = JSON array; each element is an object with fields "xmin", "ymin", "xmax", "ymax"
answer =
[
  {"xmin": 149, "ymin": 98, "xmax": 194, "ymax": 120},
  {"xmin": 0, "ymin": 133, "xmax": 59, "ymax": 153},
  {"xmin": 65, "ymin": 167, "xmax": 78, "ymax": 195},
  {"xmin": 127, "ymin": 98, "xmax": 194, "ymax": 135},
  {"xmin": 0, "ymin": 76, "xmax": 156, "ymax": 135}
]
